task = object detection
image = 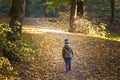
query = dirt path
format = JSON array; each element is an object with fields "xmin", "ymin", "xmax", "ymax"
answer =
[
  {"xmin": 22, "ymin": 18, "xmax": 88, "ymax": 79},
  {"xmin": 1, "ymin": 18, "xmax": 119, "ymax": 80},
  {"xmin": 23, "ymin": 26, "xmax": 87, "ymax": 80},
  {"xmin": 21, "ymin": 18, "xmax": 120, "ymax": 80},
  {"xmin": 22, "ymin": 25, "xmax": 120, "ymax": 80}
]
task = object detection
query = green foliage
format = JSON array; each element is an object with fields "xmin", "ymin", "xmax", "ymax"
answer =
[
  {"xmin": 0, "ymin": 24, "xmax": 35, "ymax": 62},
  {"xmin": 76, "ymin": 18, "xmax": 119, "ymax": 41},
  {"xmin": 94, "ymin": 23, "xmax": 120, "ymax": 41},
  {"xmin": 0, "ymin": 24, "xmax": 11, "ymax": 51},
  {"xmin": 29, "ymin": 0, "xmax": 66, "ymax": 17},
  {"xmin": 20, "ymin": 33, "xmax": 36, "ymax": 61},
  {"xmin": 0, "ymin": 57, "xmax": 19, "ymax": 80},
  {"xmin": 85, "ymin": 22, "xmax": 120, "ymax": 41},
  {"xmin": 26, "ymin": 0, "xmax": 47, "ymax": 17},
  {"xmin": 46, "ymin": 0, "xmax": 69, "ymax": 9},
  {"xmin": 45, "ymin": 0, "xmax": 70, "ymax": 17},
  {"xmin": 0, "ymin": 0, "xmax": 12, "ymax": 16},
  {"xmin": 106, "ymin": 33, "xmax": 120, "ymax": 41},
  {"xmin": 0, "ymin": 0, "xmax": 120, "ymax": 18},
  {"xmin": 0, "ymin": 0, "xmax": 12, "ymax": 4},
  {"xmin": 98, "ymin": 23, "xmax": 108, "ymax": 37},
  {"xmin": 0, "ymin": 24, "xmax": 37, "ymax": 79},
  {"xmin": 3, "ymin": 0, "xmax": 13, "ymax": 4}
]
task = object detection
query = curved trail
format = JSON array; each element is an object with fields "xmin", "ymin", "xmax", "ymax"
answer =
[
  {"xmin": 23, "ymin": 26, "xmax": 86, "ymax": 80},
  {"xmin": 22, "ymin": 21, "xmax": 119, "ymax": 80}
]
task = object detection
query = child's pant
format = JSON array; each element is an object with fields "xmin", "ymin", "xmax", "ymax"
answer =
[{"xmin": 64, "ymin": 58, "xmax": 72, "ymax": 72}]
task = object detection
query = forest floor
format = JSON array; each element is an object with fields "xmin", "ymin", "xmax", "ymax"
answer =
[
  {"xmin": 19, "ymin": 18, "xmax": 120, "ymax": 80},
  {"xmin": 0, "ymin": 18, "xmax": 120, "ymax": 80}
]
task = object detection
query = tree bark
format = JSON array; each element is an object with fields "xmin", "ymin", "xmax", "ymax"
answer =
[
  {"xmin": 110, "ymin": 0, "xmax": 115, "ymax": 23},
  {"xmin": 9, "ymin": 0, "xmax": 14, "ymax": 16},
  {"xmin": 69, "ymin": 0, "xmax": 77, "ymax": 32},
  {"xmin": 3, "ymin": 0, "xmax": 25, "ymax": 61},
  {"xmin": 77, "ymin": 0, "xmax": 84, "ymax": 17},
  {"xmin": 9, "ymin": 0, "xmax": 25, "ymax": 41}
]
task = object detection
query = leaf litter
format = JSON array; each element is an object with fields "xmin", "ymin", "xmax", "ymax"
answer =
[{"xmin": 12, "ymin": 27, "xmax": 120, "ymax": 80}]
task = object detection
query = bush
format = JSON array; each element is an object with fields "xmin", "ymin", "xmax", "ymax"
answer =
[
  {"xmin": 0, "ymin": 24, "xmax": 35, "ymax": 62},
  {"xmin": 0, "ymin": 24, "xmax": 36, "ymax": 79},
  {"xmin": 0, "ymin": 24, "xmax": 11, "ymax": 52},
  {"xmin": 0, "ymin": 57, "xmax": 19, "ymax": 80}
]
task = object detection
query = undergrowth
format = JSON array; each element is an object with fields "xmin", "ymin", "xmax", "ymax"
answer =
[
  {"xmin": 57, "ymin": 15, "xmax": 120, "ymax": 41},
  {"xmin": 0, "ymin": 24, "xmax": 36, "ymax": 80}
]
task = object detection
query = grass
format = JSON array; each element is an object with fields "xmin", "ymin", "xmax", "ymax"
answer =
[{"xmin": 107, "ymin": 34, "xmax": 120, "ymax": 41}]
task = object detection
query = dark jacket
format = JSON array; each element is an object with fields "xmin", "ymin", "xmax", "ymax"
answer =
[{"xmin": 62, "ymin": 44, "xmax": 73, "ymax": 59}]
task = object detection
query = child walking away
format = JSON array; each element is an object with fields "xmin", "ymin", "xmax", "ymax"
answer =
[{"xmin": 62, "ymin": 38, "xmax": 74, "ymax": 73}]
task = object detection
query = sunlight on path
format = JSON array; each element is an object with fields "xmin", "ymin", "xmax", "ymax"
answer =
[
  {"xmin": 22, "ymin": 25, "xmax": 120, "ymax": 80},
  {"xmin": 23, "ymin": 26, "xmax": 86, "ymax": 36},
  {"xmin": 23, "ymin": 26, "xmax": 109, "ymax": 42},
  {"xmin": 23, "ymin": 26, "xmax": 69, "ymax": 34},
  {"xmin": 38, "ymin": 28, "xmax": 67, "ymax": 33},
  {"xmin": 23, "ymin": 26, "xmax": 86, "ymax": 79},
  {"xmin": 0, "ymin": 18, "xmax": 117, "ymax": 80}
]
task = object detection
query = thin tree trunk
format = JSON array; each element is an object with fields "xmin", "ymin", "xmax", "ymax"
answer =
[
  {"xmin": 9, "ymin": 0, "xmax": 25, "ymax": 41},
  {"xmin": 69, "ymin": 0, "xmax": 77, "ymax": 32},
  {"xmin": 110, "ymin": 0, "xmax": 115, "ymax": 23},
  {"xmin": 77, "ymin": 0, "xmax": 84, "ymax": 17},
  {"xmin": 9, "ymin": 0, "xmax": 14, "ymax": 16},
  {"xmin": 3, "ymin": 0, "xmax": 25, "ymax": 61}
]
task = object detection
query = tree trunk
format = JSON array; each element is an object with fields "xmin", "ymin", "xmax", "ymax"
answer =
[
  {"xmin": 77, "ymin": 0, "xmax": 84, "ymax": 17},
  {"xmin": 110, "ymin": 0, "xmax": 115, "ymax": 23},
  {"xmin": 3, "ymin": 0, "xmax": 25, "ymax": 61},
  {"xmin": 69, "ymin": 0, "xmax": 77, "ymax": 32},
  {"xmin": 9, "ymin": 0, "xmax": 25, "ymax": 41},
  {"xmin": 9, "ymin": 0, "xmax": 14, "ymax": 16}
]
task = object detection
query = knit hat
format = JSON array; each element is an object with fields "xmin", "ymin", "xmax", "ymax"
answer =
[{"xmin": 64, "ymin": 38, "xmax": 70, "ymax": 44}]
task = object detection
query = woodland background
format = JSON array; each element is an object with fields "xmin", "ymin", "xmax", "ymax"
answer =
[{"xmin": 0, "ymin": 0, "xmax": 120, "ymax": 80}]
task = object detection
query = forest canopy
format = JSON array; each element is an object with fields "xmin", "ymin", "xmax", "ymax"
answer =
[{"xmin": 0, "ymin": 0, "xmax": 120, "ymax": 18}]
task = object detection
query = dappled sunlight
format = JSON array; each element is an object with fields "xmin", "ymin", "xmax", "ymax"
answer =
[
  {"xmin": 23, "ymin": 26, "xmax": 70, "ymax": 34},
  {"xmin": 23, "ymin": 26, "xmax": 120, "ymax": 43},
  {"xmin": 23, "ymin": 26, "xmax": 45, "ymax": 34},
  {"xmin": 21, "ymin": 30, "xmax": 120, "ymax": 79},
  {"xmin": 1, "ymin": 23, "xmax": 119, "ymax": 79},
  {"xmin": 1, "ymin": 24, "xmax": 119, "ymax": 79}
]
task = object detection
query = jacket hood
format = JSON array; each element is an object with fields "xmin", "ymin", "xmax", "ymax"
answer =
[{"xmin": 64, "ymin": 44, "xmax": 71, "ymax": 49}]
